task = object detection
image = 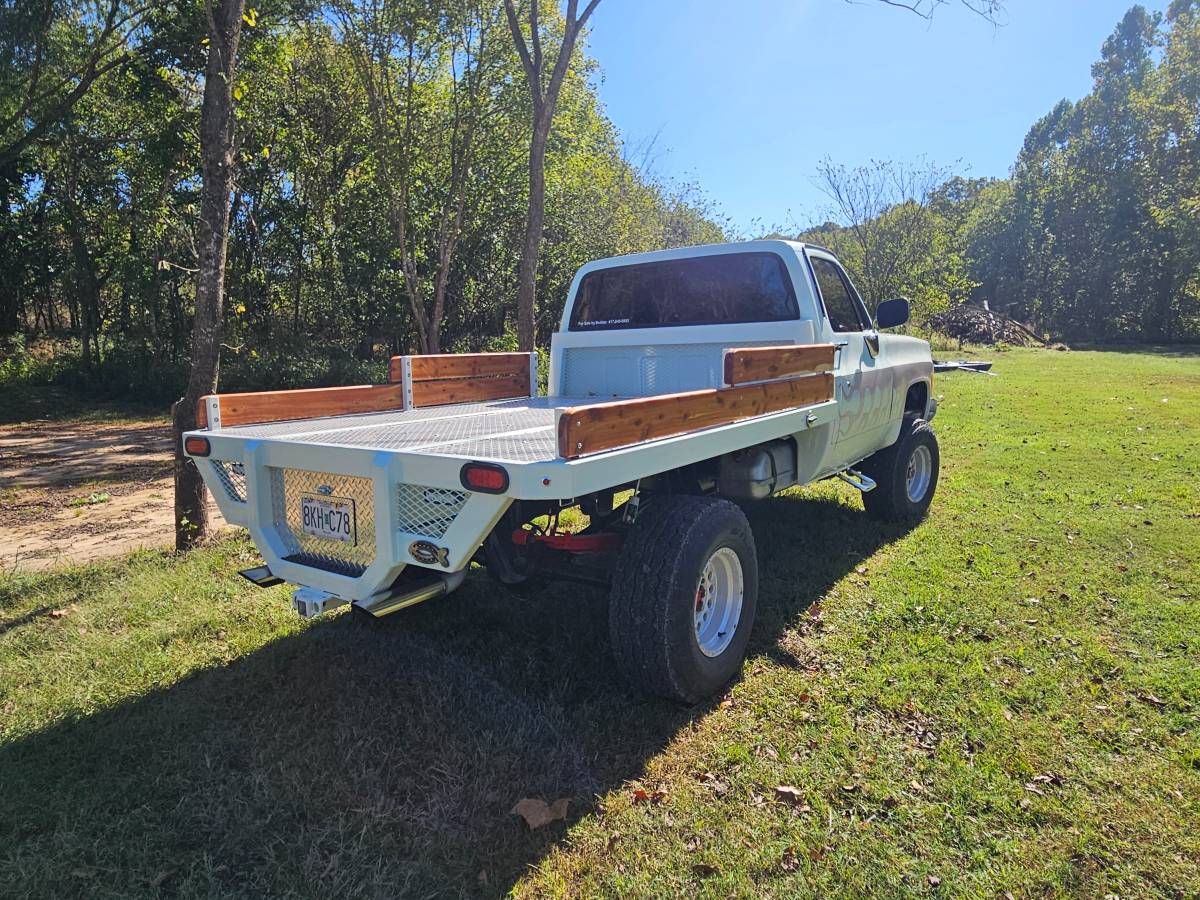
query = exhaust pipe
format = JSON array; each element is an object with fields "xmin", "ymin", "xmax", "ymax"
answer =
[{"xmin": 356, "ymin": 570, "xmax": 467, "ymax": 618}]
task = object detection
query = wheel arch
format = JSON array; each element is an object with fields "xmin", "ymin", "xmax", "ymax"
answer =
[{"xmin": 904, "ymin": 378, "xmax": 930, "ymax": 416}]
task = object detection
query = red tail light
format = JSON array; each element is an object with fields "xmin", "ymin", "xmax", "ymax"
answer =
[
  {"xmin": 184, "ymin": 435, "xmax": 211, "ymax": 457},
  {"xmin": 460, "ymin": 462, "xmax": 508, "ymax": 493}
]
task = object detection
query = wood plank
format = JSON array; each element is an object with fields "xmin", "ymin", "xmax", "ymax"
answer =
[
  {"xmin": 557, "ymin": 372, "xmax": 834, "ymax": 459},
  {"xmin": 410, "ymin": 372, "xmax": 531, "ymax": 408},
  {"xmin": 198, "ymin": 383, "xmax": 406, "ymax": 428},
  {"xmin": 723, "ymin": 344, "xmax": 836, "ymax": 386},
  {"xmin": 388, "ymin": 355, "xmax": 404, "ymax": 383},
  {"xmin": 409, "ymin": 352, "xmax": 530, "ymax": 381}
]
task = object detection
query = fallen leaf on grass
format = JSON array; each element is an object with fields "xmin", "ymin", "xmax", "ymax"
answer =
[
  {"xmin": 151, "ymin": 870, "xmax": 176, "ymax": 888},
  {"xmin": 774, "ymin": 785, "xmax": 808, "ymax": 807},
  {"xmin": 928, "ymin": 874, "xmax": 942, "ymax": 887},
  {"xmin": 697, "ymin": 772, "xmax": 728, "ymax": 796},
  {"xmin": 510, "ymin": 797, "xmax": 569, "ymax": 829},
  {"xmin": 49, "ymin": 608, "xmax": 71, "ymax": 619},
  {"xmin": 631, "ymin": 787, "xmax": 667, "ymax": 805},
  {"xmin": 1023, "ymin": 782, "xmax": 1045, "ymax": 796},
  {"xmin": 1032, "ymin": 772, "xmax": 1063, "ymax": 786},
  {"xmin": 1137, "ymin": 693, "xmax": 1167, "ymax": 708}
]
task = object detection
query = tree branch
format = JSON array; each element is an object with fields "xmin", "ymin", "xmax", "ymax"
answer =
[
  {"xmin": 503, "ymin": 0, "xmax": 539, "ymax": 100},
  {"xmin": 846, "ymin": 0, "xmax": 1006, "ymax": 24}
]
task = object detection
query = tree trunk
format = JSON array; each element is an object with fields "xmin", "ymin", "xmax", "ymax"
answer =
[
  {"xmin": 505, "ymin": 0, "xmax": 600, "ymax": 352},
  {"xmin": 173, "ymin": 0, "xmax": 245, "ymax": 551},
  {"xmin": 0, "ymin": 170, "xmax": 21, "ymax": 334},
  {"xmin": 515, "ymin": 111, "xmax": 549, "ymax": 351}
]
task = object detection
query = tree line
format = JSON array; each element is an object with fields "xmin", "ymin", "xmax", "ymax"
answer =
[
  {"xmin": 2, "ymin": 0, "xmax": 1195, "ymax": 420},
  {"xmin": 0, "ymin": 0, "xmax": 725, "ymax": 402},
  {"xmin": 797, "ymin": 3, "xmax": 1200, "ymax": 344}
]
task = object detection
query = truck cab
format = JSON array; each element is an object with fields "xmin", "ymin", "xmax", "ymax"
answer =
[{"xmin": 549, "ymin": 240, "xmax": 934, "ymax": 482}]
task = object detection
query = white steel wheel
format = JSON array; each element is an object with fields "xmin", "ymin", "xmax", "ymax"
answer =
[
  {"xmin": 608, "ymin": 495, "xmax": 759, "ymax": 703},
  {"xmin": 861, "ymin": 415, "xmax": 939, "ymax": 522},
  {"xmin": 694, "ymin": 547, "xmax": 744, "ymax": 658},
  {"xmin": 905, "ymin": 444, "xmax": 933, "ymax": 503}
]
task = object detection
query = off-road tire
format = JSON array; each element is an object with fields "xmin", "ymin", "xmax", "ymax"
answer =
[
  {"xmin": 859, "ymin": 415, "xmax": 940, "ymax": 521},
  {"xmin": 608, "ymin": 495, "xmax": 758, "ymax": 704}
]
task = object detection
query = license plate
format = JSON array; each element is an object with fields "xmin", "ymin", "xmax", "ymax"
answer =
[{"xmin": 299, "ymin": 494, "xmax": 356, "ymax": 544}]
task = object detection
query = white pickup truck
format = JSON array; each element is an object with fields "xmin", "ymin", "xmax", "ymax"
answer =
[{"xmin": 184, "ymin": 240, "xmax": 938, "ymax": 702}]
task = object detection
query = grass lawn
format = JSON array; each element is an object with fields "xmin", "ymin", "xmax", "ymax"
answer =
[{"xmin": 1, "ymin": 347, "xmax": 1197, "ymax": 898}]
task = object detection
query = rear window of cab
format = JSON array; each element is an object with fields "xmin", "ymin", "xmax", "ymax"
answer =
[{"xmin": 568, "ymin": 251, "xmax": 799, "ymax": 331}]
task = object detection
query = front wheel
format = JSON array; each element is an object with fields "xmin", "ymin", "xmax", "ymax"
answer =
[
  {"xmin": 859, "ymin": 415, "xmax": 940, "ymax": 521},
  {"xmin": 608, "ymin": 495, "xmax": 758, "ymax": 704}
]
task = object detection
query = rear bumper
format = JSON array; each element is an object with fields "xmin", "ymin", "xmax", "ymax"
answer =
[{"xmin": 187, "ymin": 434, "xmax": 510, "ymax": 603}]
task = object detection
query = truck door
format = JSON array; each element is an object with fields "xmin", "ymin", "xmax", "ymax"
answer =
[{"xmin": 805, "ymin": 251, "xmax": 886, "ymax": 465}]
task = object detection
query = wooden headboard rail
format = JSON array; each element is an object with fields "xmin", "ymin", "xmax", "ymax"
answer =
[
  {"xmin": 389, "ymin": 351, "xmax": 537, "ymax": 409},
  {"xmin": 722, "ymin": 343, "xmax": 836, "ymax": 386},
  {"xmin": 197, "ymin": 351, "xmax": 539, "ymax": 428}
]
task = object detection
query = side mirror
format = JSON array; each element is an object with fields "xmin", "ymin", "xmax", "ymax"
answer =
[{"xmin": 875, "ymin": 297, "xmax": 910, "ymax": 330}]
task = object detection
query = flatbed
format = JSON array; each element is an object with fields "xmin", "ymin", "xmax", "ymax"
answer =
[{"xmin": 213, "ymin": 392, "xmax": 840, "ymax": 492}]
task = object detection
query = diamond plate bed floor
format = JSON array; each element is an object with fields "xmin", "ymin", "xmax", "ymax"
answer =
[{"xmin": 221, "ymin": 396, "xmax": 599, "ymax": 463}]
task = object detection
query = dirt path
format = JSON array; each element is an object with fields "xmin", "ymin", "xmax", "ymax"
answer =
[{"xmin": 0, "ymin": 418, "xmax": 228, "ymax": 572}]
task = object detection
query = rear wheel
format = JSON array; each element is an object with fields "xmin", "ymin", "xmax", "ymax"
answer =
[
  {"xmin": 859, "ymin": 415, "xmax": 940, "ymax": 521},
  {"xmin": 608, "ymin": 495, "xmax": 758, "ymax": 704}
]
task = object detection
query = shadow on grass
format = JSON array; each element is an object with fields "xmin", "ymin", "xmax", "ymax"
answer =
[
  {"xmin": 0, "ymin": 492, "xmax": 912, "ymax": 897},
  {"xmin": 0, "ymin": 604, "xmax": 57, "ymax": 637},
  {"xmin": 0, "ymin": 384, "xmax": 167, "ymax": 427}
]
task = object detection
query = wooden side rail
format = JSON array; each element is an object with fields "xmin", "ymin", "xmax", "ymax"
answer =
[
  {"xmin": 723, "ymin": 344, "xmax": 836, "ymax": 386},
  {"xmin": 198, "ymin": 383, "xmax": 407, "ymax": 429},
  {"xmin": 390, "ymin": 351, "xmax": 536, "ymax": 408},
  {"xmin": 557, "ymin": 372, "xmax": 834, "ymax": 459}
]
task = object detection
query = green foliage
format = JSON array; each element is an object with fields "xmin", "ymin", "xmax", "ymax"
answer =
[
  {"xmin": 794, "ymin": 8, "xmax": 1200, "ymax": 343},
  {"xmin": 0, "ymin": 1, "xmax": 725, "ymax": 400}
]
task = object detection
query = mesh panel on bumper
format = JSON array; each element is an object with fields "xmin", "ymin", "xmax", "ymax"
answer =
[
  {"xmin": 396, "ymin": 484, "xmax": 469, "ymax": 540},
  {"xmin": 210, "ymin": 460, "xmax": 247, "ymax": 503},
  {"xmin": 270, "ymin": 467, "xmax": 376, "ymax": 576},
  {"xmin": 267, "ymin": 468, "xmax": 473, "ymax": 577}
]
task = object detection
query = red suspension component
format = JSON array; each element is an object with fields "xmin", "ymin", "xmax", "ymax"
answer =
[{"xmin": 511, "ymin": 528, "xmax": 623, "ymax": 554}]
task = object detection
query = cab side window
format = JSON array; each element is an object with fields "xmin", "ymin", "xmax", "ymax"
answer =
[{"xmin": 810, "ymin": 257, "xmax": 866, "ymax": 333}]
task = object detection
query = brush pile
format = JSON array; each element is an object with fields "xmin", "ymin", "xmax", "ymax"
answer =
[{"xmin": 927, "ymin": 305, "xmax": 1054, "ymax": 347}]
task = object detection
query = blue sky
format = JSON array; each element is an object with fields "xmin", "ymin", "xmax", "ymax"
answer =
[{"xmin": 584, "ymin": 0, "xmax": 1170, "ymax": 235}]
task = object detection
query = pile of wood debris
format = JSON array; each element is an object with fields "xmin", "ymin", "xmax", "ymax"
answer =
[{"xmin": 927, "ymin": 305, "xmax": 1061, "ymax": 348}]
